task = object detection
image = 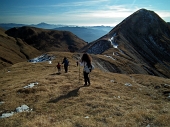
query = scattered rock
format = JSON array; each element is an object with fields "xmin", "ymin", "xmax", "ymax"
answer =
[
  {"xmin": 154, "ymin": 85, "xmax": 161, "ymax": 89},
  {"xmin": 163, "ymin": 84, "xmax": 170, "ymax": 88},
  {"xmin": 168, "ymin": 94, "xmax": 170, "ymax": 101},
  {"xmin": 29, "ymin": 54, "xmax": 55, "ymax": 63},
  {"xmin": 16, "ymin": 104, "xmax": 30, "ymax": 113},
  {"xmin": 0, "ymin": 101, "xmax": 5, "ymax": 105},
  {"xmin": 110, "ymin": 80, "xmax": 115, "ymax": 83},
  {"xmin": 0, "ymin": 112, "xmax": 14, "ymax": 118},
  {"xmin": 23, "ymin": 82, "xmax": 38, "ymax": 89},
  {"xmin": 146, "ymin": 124, "xmax": 150, "ymax": 127},
  {"xmin": 114, "ymin": 96, "xmax": 121, "ymax": 99},
  {"xmin": 125, "ymin": 83, "xmax": 132, "ymax": 86},
  {"xmin": 84, "ymin": 116, "xmax": 89, "ymax": 119},
  {"xmin": 0, "ymin": 104, "xmax": 31, "ymax": 118}
]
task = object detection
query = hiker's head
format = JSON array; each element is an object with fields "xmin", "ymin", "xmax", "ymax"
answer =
[{"xmin": 81, "ymin": 53, "xmax": 92, "ymax": 63}]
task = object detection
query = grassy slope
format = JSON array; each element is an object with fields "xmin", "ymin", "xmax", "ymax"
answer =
[
  {"xmin": 0, "ymin": 29, "xmax": 41, "ymax": 69},
  {"xmin": 0, "ymin": 52, "xmax": 170, "ymax": 127}
]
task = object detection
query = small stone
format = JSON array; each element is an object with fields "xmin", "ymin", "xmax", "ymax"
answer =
[
  {"xmin": 0, "ymin": 102, "xmax": 5, "ymax": 105},
  {"xmin": 16, "ymin": 105, "xmax": 29, "ymax": 112},
  {"xmin": 110, "ymin": 80, "xmax": 115, "ymax": 83},
  {"xmin": 0, "ymin": 112, "xmax": 14, "ymax": 118},
  {"xmin": 164, "ymin": 84, "xmax": 170, "ymax": 88},
  {"xmin": 125, "ymin": 83, "xmax": 132, "ymax": 86},
  {"xmin": 146, "ymin": 124, "xmax": 150, "ymax": 127},
  {"xmin": 84, "ymin": 116, "xmax": 89, "ymax": 119}
]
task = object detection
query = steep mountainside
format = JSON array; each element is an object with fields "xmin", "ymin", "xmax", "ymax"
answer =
[
  {"xmin": 80, "ymin": 9, "xmax": 170, "ymax": 78},
  {"xmin": 0, "ymin": 28, "xmax": 41, "ymax": 69},
  {"xmin": 5, "ymin": 26, "xmax": 87, "ymax": 52}
]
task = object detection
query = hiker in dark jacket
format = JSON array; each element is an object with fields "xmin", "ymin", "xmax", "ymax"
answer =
[{"xmin": 62, "ymin": 57, "xmax": 69, "ymax": 73}]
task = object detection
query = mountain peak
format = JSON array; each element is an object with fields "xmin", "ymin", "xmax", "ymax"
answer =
[
  {"xmin": 37, "ymin": 22, "xmax": 50, "ymax": 25},
  {"xmin": 81, "ymin": 9, "xmax": 170, "ymax": 78}
]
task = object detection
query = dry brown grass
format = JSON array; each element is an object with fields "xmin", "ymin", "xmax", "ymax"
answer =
[
  {"xmin": 0, "ymin": 30, "xmax": 41, "ymax": 70},
  {"xmin": 0, "ymin": 52, "xmax": 170, "ymax": 127}
]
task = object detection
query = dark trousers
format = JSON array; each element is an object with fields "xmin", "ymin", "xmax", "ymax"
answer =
[
  {"xmin": 83, "ymin": 71, "xmax": 90, "ymax": 85},
  {"xmin": 64, "ymin": 65, "xmax": 68, "ymax": 73}
]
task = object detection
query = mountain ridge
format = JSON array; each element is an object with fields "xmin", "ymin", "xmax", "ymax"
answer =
[
  {"xmin": 80, "ymin": 8, "xmax": 170, "ymax": 78},
  {"xmin": 5, "ymin": 26, "xmax": 87, "ymax": 52}
]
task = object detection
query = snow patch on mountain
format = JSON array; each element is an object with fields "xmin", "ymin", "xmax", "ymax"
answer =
[
  {"xmin": 108, "ymin": 33, "xmax": 118, "ymax": 48},
  {"xmin": 104, "ymin": 55, "xmax": 115, "ymax": 60},
  {"xmin": 29, "ymin": 54, "xmax": 55, "ymax": 63}
]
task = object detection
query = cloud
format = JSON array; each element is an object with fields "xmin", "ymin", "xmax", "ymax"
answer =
[
  {"xmin": 156, "ymin": 10, "xmax": 170, "ymax": 18},
  {"xmin": 1, "ymin": 0, "xmax": 170, "ymax": 25},
  {"xmin": 49, "ymin": 0, "xmax": 109, "ymax": 7}
]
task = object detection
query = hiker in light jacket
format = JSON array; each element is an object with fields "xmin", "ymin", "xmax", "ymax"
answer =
[{"xmin": 80, "ymin": 53, "xmax": 92, "ymax": 86}]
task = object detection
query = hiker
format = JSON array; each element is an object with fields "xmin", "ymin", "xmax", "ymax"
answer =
[
  {"xmin": 80, "ymin": 53, "xmax": 92, "ymax": 86},
  {"xmin": 56, "ymin": 62, "xmax": 61, "ymax": 73},
  {"xmin": 76, "ymin": 61, "xmax": 79, "ymax": 66},
  {"xmin": 62, "ymin": 57, "xmax": 69, "ymax": 73}
]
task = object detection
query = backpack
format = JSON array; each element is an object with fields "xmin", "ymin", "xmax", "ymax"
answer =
[{"xmin": 84, "ymin": 64, "xmax": 94, "ymax": 73}]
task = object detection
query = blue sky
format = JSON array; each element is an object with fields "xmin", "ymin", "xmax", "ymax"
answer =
[{"xmin": 0, "ymin": 0, "xmax": 170, "ymax": 26}]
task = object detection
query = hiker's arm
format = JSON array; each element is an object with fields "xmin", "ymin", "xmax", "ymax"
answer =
[{"xmin": 79, "ymin": 61, "xmax": 84, "ymax": 66}]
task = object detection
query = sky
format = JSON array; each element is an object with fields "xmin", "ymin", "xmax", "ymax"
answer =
[{"xmin": 0, "ymin": 0, "xmax": 170, "ymax": 26}]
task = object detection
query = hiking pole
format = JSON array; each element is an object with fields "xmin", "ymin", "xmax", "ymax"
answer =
[
  {"xmin": 54, "ymin": 66, "xmax": 56, "ymax": 74},
  {"xmin": 79, "ymin": 62, "xmax": 80, "ymax": 84}
]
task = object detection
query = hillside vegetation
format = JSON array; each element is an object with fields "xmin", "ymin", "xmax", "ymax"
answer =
[{"xmin": 0, "ymin": 52, "xmax": 170, "ymax": 127}]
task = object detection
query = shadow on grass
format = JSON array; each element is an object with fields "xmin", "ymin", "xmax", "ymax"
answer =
[
  {"xmin": 48, "ymin": 86, "xmax": 86, "ymax": 103},
  {"xmin": 50, "ymin": 72, "xmax": 61, "ymax": 75}
]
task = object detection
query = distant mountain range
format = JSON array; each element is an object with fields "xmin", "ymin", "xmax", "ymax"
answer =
[
  {"xmin": 0, "ymin": 22, "xmax": 66, "ymax": 30},
  {"xmin": 55, "ymin": 26, "xmax": 112, "ymax": 42},
  {"xmin": 0, "ymin": 23, "xmax": 112, "ymax": 42}
]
